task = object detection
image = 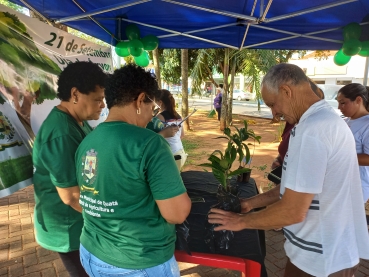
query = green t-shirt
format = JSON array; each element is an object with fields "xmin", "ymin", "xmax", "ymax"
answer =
[
  {"xmin": 33, "ymin": 107, "xmax": 92, "ymax": 252},
  {"xmin": 146, "ymin": 117, "xmax": 165, "ymax": 133},
  {"xmin": 75, "ymin": 121, "xmax": 186, "ymax": 269}
]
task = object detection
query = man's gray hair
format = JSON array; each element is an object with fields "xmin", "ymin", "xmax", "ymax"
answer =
[{"xmin": 262, "ymin": 63, "xmax": 309, "ymax": 94}]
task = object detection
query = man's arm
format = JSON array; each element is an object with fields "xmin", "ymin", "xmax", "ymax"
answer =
[
  {"xmin": 156, "ymin": 192, "xmax": 191, "ymax": 224},
  {"xmin": 56, "ymin": 186, "xmax": 82, "ymax": 213},
  {"xmin": 357, "ymin": 154, "xmax": 369, "ymax": 166},
  {"xmin": 209, "ymin": 188, "xmax": 314, "ymax": 231},
  {"xmin": 240, "ymin": 184, "xmax": 280, "ymax": 213}
]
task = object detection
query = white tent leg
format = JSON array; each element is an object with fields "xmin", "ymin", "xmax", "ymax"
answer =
[{"xmin": 364, "ymin": 57, "xmax": 369, "ymax": 86}]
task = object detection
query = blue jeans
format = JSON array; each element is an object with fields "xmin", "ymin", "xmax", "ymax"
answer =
[{"xmin": 80, "ymin": 244, "xmax": 180, "ymax": 277}]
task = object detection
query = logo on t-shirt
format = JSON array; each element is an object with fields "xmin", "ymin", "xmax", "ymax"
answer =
[{"xmin": 81, "ymin": 149, "xmax": 98, "ymax": 194}]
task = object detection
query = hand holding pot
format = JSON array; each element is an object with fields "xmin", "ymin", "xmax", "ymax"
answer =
[{"xmin": 208, "ymin": 208, "xmax": 245, "ymax": 232}]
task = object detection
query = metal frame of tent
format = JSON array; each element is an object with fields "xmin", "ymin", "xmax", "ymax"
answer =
[{"xmin": 14, "ymin": 0, "xmax": 369, "ymax": 84}]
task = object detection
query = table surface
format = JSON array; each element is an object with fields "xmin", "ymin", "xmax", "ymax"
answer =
[{"xmin": 180, "ymin": 171, "xmax": 267, "ymax": 277}]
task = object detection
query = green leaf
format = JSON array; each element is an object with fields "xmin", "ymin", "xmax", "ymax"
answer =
[
  {"xmin": 228, "ymin": 167, "xmax": 251, "ymax": 177},
  {"xmin": 198, "ymin": 163, "xmax": 214, "ymax": 168},
  {"xmin": 211, "ymin": 150, "xmax": 224, "ymax": 158},
  {"xmin": 224, "ymin": 127, "xmax": 231, "ymax": 137},
  {"xmin": 208, "ymin": 154, "xmax": 221, "ymax": 164},
  {"xmin": 230, "ymin": 146, "xmax": 237, "ymax": 164},
  {"xmin": 214, "ymin": 136, "xmax": 230, "ymax": 140},
  {"xmin": 213, "ymin": 169, "xmax": 227, "ymax": 188}
]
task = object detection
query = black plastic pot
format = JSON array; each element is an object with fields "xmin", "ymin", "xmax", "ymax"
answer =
[{"xmin": 205, "ymin": 184, "xmax": 241, "ymax": 253}]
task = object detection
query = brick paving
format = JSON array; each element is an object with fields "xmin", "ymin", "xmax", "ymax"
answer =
[{"xmin": 0, "ymin": 186, "xmax": 368, "ymax": 277}]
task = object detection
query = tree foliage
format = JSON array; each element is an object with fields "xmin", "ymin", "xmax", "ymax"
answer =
[
  {"xmin": 159, "ymin": 49, "xmax": 198, "ymax": 85},
  {"xmin": 0, "ymin": 0, "xmax": 27, "ymax": 14}
]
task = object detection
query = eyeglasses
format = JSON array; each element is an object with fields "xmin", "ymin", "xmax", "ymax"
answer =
[{"xmin": 146, "ymin": 95, "xmax": 161, "ymax": 117}]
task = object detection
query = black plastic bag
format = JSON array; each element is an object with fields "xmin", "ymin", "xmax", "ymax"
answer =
[
  {"xmin": 205, "ymin": 185, "xmax": 241, "ymax": 253},
  {"xmin": 175, "ymin": 220, "xmax": 191, "ymax": 255}
]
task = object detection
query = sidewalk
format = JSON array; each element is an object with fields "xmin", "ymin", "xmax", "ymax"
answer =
[{"xmin": 0, "ymin": 186, "xmax": 369, "ymax": 277}]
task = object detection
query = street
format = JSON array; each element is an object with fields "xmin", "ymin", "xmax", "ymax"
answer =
[
  {"xmin": 175, "ymin": 96, "xmax": 273, "ymax": 119},
  {"xmin": 174, "ymin": 96, "xmax": 341, "ymax": 119}
]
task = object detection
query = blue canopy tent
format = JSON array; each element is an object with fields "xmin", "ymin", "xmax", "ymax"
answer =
[
  {"xmin": 9, "ymin": 0, "xmax": 369, "ymax": 83},
  {"xmin": 9, "ymin": 0, "xmax": 369, "ymax": 50}
]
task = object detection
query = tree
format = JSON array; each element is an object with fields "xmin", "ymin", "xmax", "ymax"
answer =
[
  {"xmin": 0, "ymin": 0, "xmax": 26, "ymax": 14},
  {"xmin": 152, "ymin": 48, "xmax": 161, "ymax": 89},
  {"xmin": 159, "ymin": 49, "xmax": 198, "ymax": 87},
  {"xmin": 181, "ymin": 49, "xmax": 189, "ymax": 130}
]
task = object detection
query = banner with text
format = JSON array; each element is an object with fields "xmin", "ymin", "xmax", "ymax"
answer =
[{"xmin": 0, "ymin": 4, "xmax": 112, "ymax": 197}]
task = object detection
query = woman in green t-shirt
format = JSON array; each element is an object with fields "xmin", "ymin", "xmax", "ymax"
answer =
[
  {"xmin": 32, "ymin": 62, "xmax": 107, "ymax": 277},
  {"xmin": 76, "ymin": 64, "xmax": 191, "ymax": 277}
]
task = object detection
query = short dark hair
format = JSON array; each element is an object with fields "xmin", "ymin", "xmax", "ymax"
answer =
[
  {"xmin": 105, "ymin": 64, "xmax": 158, "ymax": 109},
  {"xmin": 57, "ymin": 62, "xmax": 107, "ymax": 101},
  {"xmin": 339, "ymin": 83, "xmax": 369, "ymax": 111}
]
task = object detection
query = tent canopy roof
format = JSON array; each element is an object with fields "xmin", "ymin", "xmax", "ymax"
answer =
[{"xmin": 11, "ymin": 0, "xmax": 369, "ymax": 50}]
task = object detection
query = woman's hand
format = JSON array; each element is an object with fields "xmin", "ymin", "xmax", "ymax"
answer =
[
  {"xmin": 271, "ymin": 156, "xmax": 282, "ymax": 169},
  {"xmin": 159, "ymin": 125, "xmax": 179, "ymax": 138}
]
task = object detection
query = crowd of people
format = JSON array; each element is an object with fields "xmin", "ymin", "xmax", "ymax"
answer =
[{"xmin": 32, "ymin": 61, "xmax": 369, "ymax": 277}]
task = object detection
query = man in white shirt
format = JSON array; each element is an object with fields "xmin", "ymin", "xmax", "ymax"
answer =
[{"xmin": 208, "ymin": 63, "xmax": 369, "ymax": 277}]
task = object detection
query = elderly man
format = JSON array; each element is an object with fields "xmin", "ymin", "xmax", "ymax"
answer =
[{"xmin": 208, "ymin": 63, "xmax": 369, "ymax": 276}]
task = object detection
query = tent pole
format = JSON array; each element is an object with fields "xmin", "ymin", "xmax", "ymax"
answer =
[
  {"xmin": 162, "ymin": 0, "xmax": 257, "ymax": 22},
  {"xmin": 259, "ymin": 0, "xmax": 273, "ymax": 22},
  {"xmin": 56, "ymin": 0, "xmax": 150, "ymax": 23},
  {"xmin": 267, "ymin": 0, "xmax": 357, "ymax": 23},
  {"xmin": 240, "ymin": 0, "xmax": 258, "ymax": 49},
  {"xmin": 364, "ymin": 57, "xmax": 369, "ymax": 86},
  {"xmin": 120, "ymin": 18, "xmax": 239, "ymax": 49},
  {"xmin": 71, "ymin": 0, "xmax": 118, "ymax": 42}
]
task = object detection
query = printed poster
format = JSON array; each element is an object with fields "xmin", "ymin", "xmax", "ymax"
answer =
[{"xmin": 0, "ymin": 4, "xmax": 112, "ymax": 197}]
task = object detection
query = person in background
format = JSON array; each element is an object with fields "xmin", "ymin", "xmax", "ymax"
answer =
[
  {"xmin": 337, "ymin": 83, "xmax": 369, "ymax": 204},
  {"xmin": 208, "ymin": 63, "xmax": 369, "ymax": 277},
  {"xmin": 213, "ymin": 86, "xmax": 222, "ymax": 121},
  {"xmin": 146, "ymin": 89, "xmax": 179, "ymax": 138},
  {"xmin": 32, "ymin": 61, "xmax": 107, "ymax": 277},
  {"xmin": 156, "ymin": 89, "xmax": 187, "ymax": 170},
  {"xmin": 76, "ymin": 64, "xmax": 191, "ymax": 277}
]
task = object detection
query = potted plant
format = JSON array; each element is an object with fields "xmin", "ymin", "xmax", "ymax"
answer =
[
  {"xmin": 198, "ymin": 120, "xmax": 261, "ymax": 252},
  {"xmin": 200, "ymin": 120, "xmax": 261, "ymax": 191}
]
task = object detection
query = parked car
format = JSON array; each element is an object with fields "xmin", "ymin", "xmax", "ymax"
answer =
[
  {"xmin": 232, "ymin": 89, "xmax": 255, "ymax": 101},
  {"xmin": 317, "ymin": 84, "xmax": 343, "ymax": 115}
]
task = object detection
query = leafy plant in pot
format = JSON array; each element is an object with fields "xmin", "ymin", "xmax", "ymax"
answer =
[{"xmin": 199, "ymin": 120, "xmax": 261, "ymax": 253}]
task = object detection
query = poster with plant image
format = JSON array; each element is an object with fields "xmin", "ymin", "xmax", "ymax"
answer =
[{"xmin": 0, "ymin": 4, "xmax": 112, "ymax": 197}]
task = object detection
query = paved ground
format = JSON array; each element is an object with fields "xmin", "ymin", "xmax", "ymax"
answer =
[{"xmin": 0, "ymin": 186, "xmax": 368, "ymax": 277}]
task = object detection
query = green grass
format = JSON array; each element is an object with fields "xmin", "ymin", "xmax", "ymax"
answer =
[
  {"xmin": 0, "ymin": 155, "xmax": 33, "ymax": 189},
  {"xmin": 182, "ymin": 139, "xmax": 199, "ymax": 152}
]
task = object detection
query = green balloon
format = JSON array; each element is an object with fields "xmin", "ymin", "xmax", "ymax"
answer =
[
  {"xmin": 125, "ymin": 24, "xmax": 140, "ymax": 40},
  {"xmin": 134, "ymin": 51, "xmax": 150, "ymax": 67},
  {"xmin": 342, "ymin": 39, "xmax": 362, "ymax": 56},
  {"xmin": 358, "ymin": 40, "xmax": 369, "ymax": 57},
  {"xmin": 128, "ymin": 39, "xmax": 144, "ymax": 57},
  {"xmin": 334, "ymin": 49, "xmax": 351, "ymax": 66},
  {"xmin": 115, "ymin": 41, "xmax": 130, "ymax": 57},
  {"xmin": 343, "ymin": 22, "xmax": 362, "ymax": 40},
  {"xmin": 141, "ymin": 35, "xmax": 159, "ymax": 51}
]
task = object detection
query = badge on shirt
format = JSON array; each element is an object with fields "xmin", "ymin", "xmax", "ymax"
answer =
[{"xmin": 81, "ymin": 149, "xmax": 98, "ymax": 194}]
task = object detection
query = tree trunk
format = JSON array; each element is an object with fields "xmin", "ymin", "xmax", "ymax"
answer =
[
  {"xmin": 220, "ymin": 48, "xmax": 229, "ymax": 131},
  {"xmin": 181, "ymin": 49, "xmax": 189, "ymax": 130},
  {"xmin": 153, "ymin": 49, "xmax": 162, "ymax": 89},
  {"xmin": 227, "ymin": 56, "xmax": 236, "ymax": 126}
]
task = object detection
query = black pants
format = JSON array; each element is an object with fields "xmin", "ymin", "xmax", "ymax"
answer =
[
  {"xmin": 216, "ymin": 107, "xmax": 221, "ymax": 121},
  {"xmin": 58, "ymin": 250, "xmax": 89, "ymax": 277}
]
